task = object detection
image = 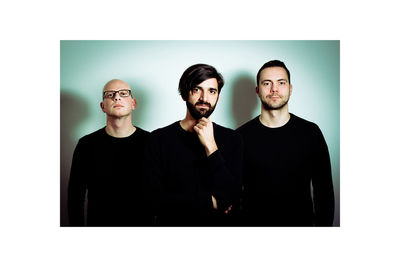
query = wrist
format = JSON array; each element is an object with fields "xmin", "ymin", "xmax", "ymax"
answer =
[{"xmin": 205, "ymin": 143, "xmax": 218, "ymax": 157}]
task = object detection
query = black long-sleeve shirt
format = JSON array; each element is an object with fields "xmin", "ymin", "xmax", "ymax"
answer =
[
  {"xmin": 68, "ymin": 127, "xmax": 150, "ymax": 226},
  {"xmin": 144, "ymin": 121, "xmax": 243, "ymax": 226},
  {"xmin": 237, "ymin": 114, "xmax": 334, "ymax": 226}
]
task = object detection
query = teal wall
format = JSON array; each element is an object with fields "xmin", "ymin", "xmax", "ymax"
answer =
[{"xmin": 60, "ymin": 40, "xmax": 340, "ymax": 226}]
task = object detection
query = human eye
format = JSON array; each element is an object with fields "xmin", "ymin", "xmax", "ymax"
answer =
[
  {"xmin": 263, "ymin": 81, "xmax": 270, "ymax": 86},
  {"xmin": 209, "ymin": 89, "xmax": 217, "ymax": 94},
  {"xmin": 279, "ymin": 81, "xmax": 286, "ymax": 85},
  {"xmin": 105, "ymin": 91, "xmax": 114, "ymax": 98},
  {"xmin": 192, "ymin": 87, "xmax": 200, "ymax": 93},
  {"xmin": 120, "ymin": 90, "xmax": 129, "ymax": 97}
]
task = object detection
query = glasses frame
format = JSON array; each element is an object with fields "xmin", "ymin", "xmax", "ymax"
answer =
[{"xmin": 103, "ymin": 89, "xmax": 132, "ymax": 99}]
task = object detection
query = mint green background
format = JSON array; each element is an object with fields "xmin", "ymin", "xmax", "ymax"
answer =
[{"xmin": 60, "ymin": 40, "xmax": 340, "ymax": 226}]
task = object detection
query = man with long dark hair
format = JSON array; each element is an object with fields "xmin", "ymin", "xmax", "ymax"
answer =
[{"xmin": 145, "ymin": 64, "xmax": 243, "ymax": 226}]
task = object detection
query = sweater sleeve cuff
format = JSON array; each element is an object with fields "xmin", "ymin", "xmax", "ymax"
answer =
[
  {"xmin": 206, "ymin": 149, "xmax": 225, "ymax": 172},
  {"xmin": 196, "ymin": 191, "xmax": 213, "ymax": 210}
]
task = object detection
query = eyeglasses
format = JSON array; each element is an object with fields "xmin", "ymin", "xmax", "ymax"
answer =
[{"xmin": 103, "ymin": 89, "xmax": 132, "ymax": 99}]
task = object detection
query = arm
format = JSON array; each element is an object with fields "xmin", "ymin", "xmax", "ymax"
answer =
[
  {"xmin": 204, "ymin": 145, "xmax": 243, "ymax": 211},
  {"xmin": 194, "ymin": 118, "xmax": 243, "ymax": 211},
  {"xmin": 67, "ymin": 140, "xmax": 88, "ymax": 226},
  {"xmin": 311, "ymin": 125, "xmax": 335, "ymax": 226}
]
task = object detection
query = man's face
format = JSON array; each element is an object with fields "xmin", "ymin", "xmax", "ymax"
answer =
[
  {"xmin": 100, "ymin": 80, "xmax": 136, "ymax": 118},
  {"xmin": 257, "ymin": 66, "xmax": 292, "ymax": 110},
  {"xmin": 186, "ymin": 78, "xmax": 219, "ymax": 120}
]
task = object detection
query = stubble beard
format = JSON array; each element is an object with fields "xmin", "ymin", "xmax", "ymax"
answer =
[{"xmin": 262, "ymin": 94, "xmax": 290, "ymax": 110}]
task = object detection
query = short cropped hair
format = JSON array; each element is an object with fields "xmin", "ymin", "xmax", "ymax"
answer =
[
  {"xmin": 256, "ymin": 60, "xmax": 291, "ymax": 85},
  {"xmin": 178, "ymin": 64, "xmax": 224, "ymax": 101}
]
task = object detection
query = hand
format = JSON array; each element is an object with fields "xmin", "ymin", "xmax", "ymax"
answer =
[
  {"xmin": 224, "ymin": 205, "xmax": 232, "ymax": 214},
  {"xmin": 211, "ymin": 195, "xmax": 218, "ymax": 210},
  {"xmin": 211, "ymin": 195, "xmax": 232, "ymax": 214},
  {"xmin": 193, "ymin": 117, "xmax": 218, "ymax": 156}
]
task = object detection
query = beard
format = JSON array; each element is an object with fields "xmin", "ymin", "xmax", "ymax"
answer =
[
  {"xmin": 261, "ymin": 94, "xmax": 290, "ymax": 110},
  {"xmin": 186, "ymin": 100, "xmax": 216, "ymax": 120}
]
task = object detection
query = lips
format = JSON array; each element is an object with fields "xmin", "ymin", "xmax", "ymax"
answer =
[
  {"xmin": 196, "ymin": 103, "xmax": 211, "ymax": 108},
  {"xmin": 113, "ymin": 104, "xmax": 124, "ymax": 108},
  {"xmin": 197, "ymin": 104, "xmax": 209, "ymax": 108},
  {"xmin": 269, "ymin": 95, "xmax": 281, "ymax": 99}
]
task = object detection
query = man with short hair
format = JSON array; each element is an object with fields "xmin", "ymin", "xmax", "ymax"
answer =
[
  {"xmin": 68, "ymin": 79, "xmax": 150, "ymax": 226},
  {"xmin": 237, "ymin": 60, "xmax": 335, "ymax": 226},
  {"xmin": 145, "ymin": 64, "xmax": 243, "ymax": 226}
]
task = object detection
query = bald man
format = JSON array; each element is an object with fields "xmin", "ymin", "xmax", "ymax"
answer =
[{"xmin": 68, "ymin": 79, "xmax": 150, "ymax": 226}]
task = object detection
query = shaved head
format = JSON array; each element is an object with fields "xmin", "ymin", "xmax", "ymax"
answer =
[
  {"xmin": 103, "ymin": 79, "xmax": 131, "ymax": 92},
  {"xmin": 100, "ymin": 79, "xmax": 136, "ymax": 118}
]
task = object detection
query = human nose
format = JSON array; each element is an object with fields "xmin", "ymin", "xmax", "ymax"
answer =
[
  {"xmin": 200, "ymin": 90, "xmax": 208, "ymax": 102},
  {"xmin": 271, "ymin": 82, "xmax": 278, "ymax": 92},
  {"xmin": 112, "ymin": 91, "xmax": 122, "ymax": 101}
]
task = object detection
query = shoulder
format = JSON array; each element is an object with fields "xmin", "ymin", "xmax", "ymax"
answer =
[
  {"xmin": 73, "ymin": 128, "xmax": 106, "ymax": 153},
  {"xmin": 289, "ymin": 114, "xmax": 323, "ymax": 139},
  {"xmin": 236, "ymin": 116, "xmax": 259, "ymax": 134},
  {"xmin": 78, "ymin": 127, "xmax": 106, "ymax": 144},
  {"xmin": 149, "ymin": 121, "xmax": 179, "ymax": 140},
  {"xmin": 151, "ymin": 121, "xmax": 178, "ymax": 134},
  {"xmin": 134, "ymin": 126, "xmax": 150, "ymax": 137},
  {"xmin": 290, "ymin": 114, "xmax": 320, "ymax": 131},
  {"xmin": 214, "ymin": 122, "xmax": 236, "ymax": 135},
  {"xmin": 213, "ymin": 122, "xmax": 242, "ymax": 143}
]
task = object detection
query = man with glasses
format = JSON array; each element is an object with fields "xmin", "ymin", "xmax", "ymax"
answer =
[
  {"xmin": 237, "ymin": 60, "xmax": 335, "ymax": 226},
  {"xmin": 144, "ymin": 64, "xmax": 243, "ymax": 226},
  {"xmin": 68, "ymin": 79, "xmax": 150, "ymax": 226}
]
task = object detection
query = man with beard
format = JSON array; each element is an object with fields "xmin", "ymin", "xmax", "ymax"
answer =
[
  {"xmin": 237, "ymin": 60, "xmax": 335, "ymax": 226},
  {"xmin": 68, "ymin": 79, "xmax": 150, "ymax": 226},
  {"xmin": 144, "ymin": 64, "xmax": 243, "ymax": 226}
]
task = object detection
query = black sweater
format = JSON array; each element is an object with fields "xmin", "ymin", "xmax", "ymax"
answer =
[
  {"xmin": 68, "ymin": 127, "xmax": 150, "ymax": 226},
  {"xmin": 144, "ymin": 121, "xmax": 243, "ymax": 226},
  {"xmin": 237, "ymin": 114, "xmax": 334, "ymax": 226}
]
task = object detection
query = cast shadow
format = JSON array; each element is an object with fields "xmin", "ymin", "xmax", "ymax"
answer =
[
  {"xmin": 125, "ymin": 80, "xmax": 149, "ymax": 130},
  {"xmin": 60, "ymin": 91, "xmax": 89, "ymax": 226},
  {"xmin": 230, "ymin": 73, "xmax": 258, "ymax": 129}
]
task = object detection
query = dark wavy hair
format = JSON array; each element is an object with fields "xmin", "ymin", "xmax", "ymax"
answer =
[
  {"xmin": 256, "ymin": 60, "xmax": 291, "ymax": 85},
  {"xmin": 178, "ymin": 64, "xmax": 224, "ymax": 101}
]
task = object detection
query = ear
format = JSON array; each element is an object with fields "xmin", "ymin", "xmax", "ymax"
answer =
[
  {"xmin": 131, "ymin": 98, "xmax": 137, "ymax": 110},
  {"xmin": 289, "ymin": 84, "xmax": 293, "ymax": 96},
  {"xmin": 255, "ymin": 86, "xmax": 260, "ymax": 96},
  {"xmin": 100, "ymin": 102, "xmax": 105, "ymax": 113}
]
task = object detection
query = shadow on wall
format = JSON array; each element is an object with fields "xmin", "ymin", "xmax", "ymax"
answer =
[
  {"xmin": 60, "ymin": 91, "xmax": 89, "ymax": 226},
  {"xmin": 230, "ymin": 73, "xmax": 258, "ymax": 129},
  {"xmin": 126, "ymin": 80, "xmax": 149, "ymax": 131}
]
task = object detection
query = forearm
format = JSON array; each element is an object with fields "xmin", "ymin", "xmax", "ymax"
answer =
[
  {"xmin": 205, "ymin": 150, "xmax": 242, "ymax": 210},
  {"xmin": 311, "ymin": 125, "xmax": 335, "ymax": 226}
]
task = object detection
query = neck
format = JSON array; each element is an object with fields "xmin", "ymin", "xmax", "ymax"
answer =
[
  {"xmin": 105, "ymin": 116, "xmax": 136, "ymax": 137},
  {"xmin": 259, "ymin": 106, "xmax": 290, "ymax": 128},
  {"xmin": 179, "ymin": 109, "xmax": 198, "ymax": 132}
]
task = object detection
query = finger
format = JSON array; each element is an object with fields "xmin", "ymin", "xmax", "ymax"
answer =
[
  {"xmin": 197, "ymin": 121, "xmax": 207, "ymax": 127},
  {"xmin": 195, "ymin": 123, "xmax": 204, "ymax": 129},
  {"xmin": 193, "ymin": 125, "xmax": 200, "ymax": 133},
  {"xmin": 199, "ymin": 117, "xmax": 210, "ymax": 124}
]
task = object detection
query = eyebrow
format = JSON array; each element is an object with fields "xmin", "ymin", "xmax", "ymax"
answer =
[
  {"xmin": 261, "ymin": 78, "xmax": 288, "ymax": 83},
  {"xmin": 194, "ymin": 86, "xmax": 218, "ymax": 91},
  {"xmin": 103, "ymin": 89, "xmax": 130, "ymax": 91}
]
